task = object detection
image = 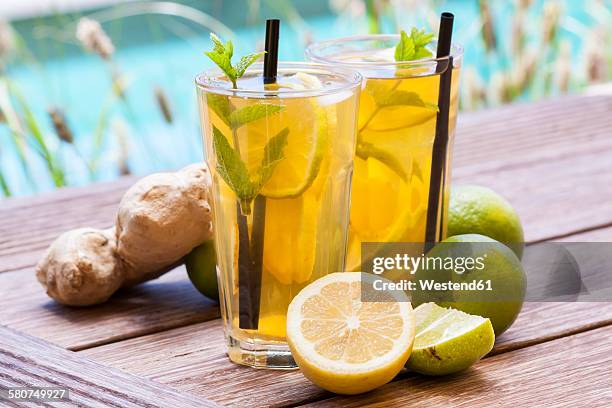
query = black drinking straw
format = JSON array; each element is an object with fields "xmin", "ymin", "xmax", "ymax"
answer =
[
  {"xmin": 425, "ymin": 12, "xmax": 454, "ymax": 250},
  {"xmin": 263, "ymin": 19, "xmax": 280, "ymax": 84},
  {"xmin": 238, "ymin": 19, "xmax": 280, "ymax": 330}
]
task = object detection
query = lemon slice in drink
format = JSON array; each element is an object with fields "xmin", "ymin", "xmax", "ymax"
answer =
[
  {"xmin": 406, "ymin": 303, "xmax": 495, "ymax": 376},
  {"xmin": 346, "ymin": 156, "xmax": 428, "ymax": 271},
  {"xmin": 259, "ymin": 75, "xmax": 330, "ymax": 198},
  {"xmin": 262, "ymin": 194, "xmax": 318, "ymax": 285},
  {"xmin": 287, "ymin": 273, "xmax": 416, "ymax": 395}
]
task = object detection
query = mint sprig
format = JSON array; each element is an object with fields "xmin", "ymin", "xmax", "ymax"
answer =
[
  {"xmin": 213, "ymin": 126, "xmax": 288, "ymax": 214},
  {"xmin": 204, "ymin": 33, "xmax": 289, "ymax": 212},
  {"xmin": 205, "ymin": 33, "xmax": 265, "ymax": 88},
  {"xmin": 395, "ymin": 28, "xmax": 434, "ymax": 61}
]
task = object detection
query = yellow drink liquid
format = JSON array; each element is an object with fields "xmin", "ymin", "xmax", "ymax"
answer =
[
  {"xmin": 347, "ymin": 69, "xmax": 461, "ymax": 270},
  {"xmin": 197, "ymin": 66, "xmax": 360, "ymax": 368}
]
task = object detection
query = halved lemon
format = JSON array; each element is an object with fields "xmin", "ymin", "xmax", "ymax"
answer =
[{"xmin": 286, "ymin": 273, "xmax": 415, "ymax": 395}]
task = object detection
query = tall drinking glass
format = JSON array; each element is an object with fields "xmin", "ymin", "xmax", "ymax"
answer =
[
  {"xmin": 306, "ymin": 36, "xmax": 463, "ymax": 270},
  {"xmin": 196, "ymin": 63, "xmax": 361, "ymax": 369}
]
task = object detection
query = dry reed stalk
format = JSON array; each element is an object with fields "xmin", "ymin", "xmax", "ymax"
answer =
[
  {"xmin": 555, "ymin": 41, "xmax": 572, "ymax": 93},
  {"xmin": 512, "ymin": 9, "xmax": 527, "ymax": 57},
  {"xmin": 491, "ymin": 72, "xmax": 512, "ymax": 104},
  {"xmin": 0, "ymin": 21, "xmax": 16, "ymax": 61},
  {"xmin": 48, "ymin": 107, "xmax": 74, "ymax": 144},
  {"xmin": 542, "ymin": 1, "xmax": 562, "ymax": 45},
  {"xmin": 112, "ymin": 118, "xmax": 131, "ymax": 176},
  {"xmin": 478, "ymin": 0, "xmax": 497, "ymax": 52},
  {"xmin": 516, "ymin": 0, "xmax": 534, "ymax": 10},
  {"xmin": 76, "ymin": 17, "xmax": 115, "ymax": 60},
  {"xmin": 512, "ymin": 49, "xmax": 538, "ymax": 94},
  {"xmin": 154, "ymin": 86, "xmax": 173, "ymax": 124},
  {"xmin": 585, "ymin": 27, "xmax": 608, "ymax": 83}
]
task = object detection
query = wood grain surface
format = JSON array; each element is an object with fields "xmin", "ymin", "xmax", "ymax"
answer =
[
  {"xmin": 80, "ymin": 302, "xmax": 612, "ymax": 407},
  {"xmin": 303, "ymin": 325, "xmax": 612, "ymax": 407},
  {"xmin": 0, "ymin": 267, "xmax": 219, "ymax": 350},
  {"xmin": 0, "ymin": 326, "xmax": 221, "ymax": 407}
]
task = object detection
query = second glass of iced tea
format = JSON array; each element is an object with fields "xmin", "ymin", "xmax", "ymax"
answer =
[
  {"xmin": 196, "ymin": 63, "xmax": 361, "ymax": 369},
  {"xmin": 307, "ymin": 35, "xmax": 463, "ymax": 270}
]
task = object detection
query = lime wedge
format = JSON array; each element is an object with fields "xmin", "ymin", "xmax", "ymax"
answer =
[{"xmin": 406, "ymin": 302, "xmax": 495, "ymax": 375}]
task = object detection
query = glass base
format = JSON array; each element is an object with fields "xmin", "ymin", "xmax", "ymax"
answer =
[{"xmin": 226, "ymin": 335, "xmax": 298, "ymax": 369}]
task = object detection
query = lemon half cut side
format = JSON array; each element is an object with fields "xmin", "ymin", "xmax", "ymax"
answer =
[{"xmin": 286, "ymin": 272, "xmax": 416, "ymax": 395}]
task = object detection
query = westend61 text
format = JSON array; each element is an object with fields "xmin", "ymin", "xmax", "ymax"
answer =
[{"xmin": 373, "ymin": 279, "xmax": 493, "ymax": 292}]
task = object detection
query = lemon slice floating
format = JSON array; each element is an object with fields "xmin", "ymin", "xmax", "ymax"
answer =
[
  {"xmin": 260, "ymin": 73, "xmax": 330, "ymax": 198},
  {"xmin": 287, "ymin": 273, "xmax": 415, "ymax": 395},
  {"xmin": 346, "ymin": 156, "xmax": 428, "ymax": 271},
  {"xmin": 407, "ymin": 302, "xmax": 495, "ymax": 376}
]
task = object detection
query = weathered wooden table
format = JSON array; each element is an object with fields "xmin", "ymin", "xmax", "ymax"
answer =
[{"xmin": 1, "ymin": 94, "xmax": 612, "ymax": 407}]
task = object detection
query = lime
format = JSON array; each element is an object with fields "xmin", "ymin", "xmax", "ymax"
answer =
[
  {"xmin": 286, "ymin": 273, "xmax": 415, "ymax": 395},
  {"xmin": 407, "ymin": 302, "xmax": 495, "ymax": 375},
  {"xmin": 185, "ymin": 241, "xmax": 219, "ymax": 302},
  {"xmin": 448, "ymin": 185, "xmax": 524, "ymax": 258},
  {"xmin": 413, "ymin": 234, "xmax": 526, "ymax": 335}
]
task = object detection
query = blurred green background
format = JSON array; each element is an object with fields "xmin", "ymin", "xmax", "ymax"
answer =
[{"xmin": 0, "ymin": 0, "xmax": 610, "ymax": 197}]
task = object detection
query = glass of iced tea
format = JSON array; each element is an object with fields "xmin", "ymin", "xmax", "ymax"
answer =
[
  {"xmin": 196, "ymin": 63, "xmax": 361, "ymax": 368},
  {"xmin": 306, "ymin": 35, "xmax": 463, "ymax": 270}
]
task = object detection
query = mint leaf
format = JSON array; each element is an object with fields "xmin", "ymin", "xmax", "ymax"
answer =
[
  {"xmin": 395, "ymin": 28, "xmax": 434, "ymax": 61},
  {"xmin": 368, "ymin": 87, "xmax": 437, "ymax": 110},
  {"xmin": 206, "ymin": 94, "xmax": 232, "ymax": 126},
  {"xmin": 205, "ymin": 34, "xmax": 264, "ymax": 89},
  {"xmin": 235, "ymin": 52, "xmax": 265, "ymax": 78},
  {"xmin": 229, "ymin": 104, "xmax": 284, "ymax": 129},
  {"xmin": 205, "ymin": 34, "xmax": 237, "ymax": 87},
  {"xmin": 212, "ymin": 126, "xmax": 256, "ymax": 207},
  {"xmin": 255, "ymin": 127, "xmax": 289, "ymax": 188},
  {"xmin": 212, "ymin": 125, "xmax": 290, "ymax": 213}
]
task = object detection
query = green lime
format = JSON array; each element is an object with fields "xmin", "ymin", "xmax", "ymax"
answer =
[
  {"xmin": 185, "ymin": 241, "xmax": 219, "ymax": 302},
  {"xmin": 448, "ymin": 185, "xmax": 524, "ymax": 258},
  {"xmin": 413, "ymin": 234, "xmax": 526, "ymax": 335},
  {"xmin": 407, "ymin": 302, "xmax": 495, "ymax": 375}
]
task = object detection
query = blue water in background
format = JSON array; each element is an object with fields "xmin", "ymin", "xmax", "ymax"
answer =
[{"xmin": 0, "ymin": 0, "xmax": 598, "ymax": 196}]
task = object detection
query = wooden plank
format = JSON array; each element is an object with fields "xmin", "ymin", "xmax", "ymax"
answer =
[
  {"xmin": 0, "ymin": 266, "xmax": 219, "ymax": 350},
  {"xmin": 452, "ymin": 94, "xmax": 612, "ymax": 241},
  {"xmin": 0, "ymin": 180, "xmax": 132, "ymax": 273},
  {"xmin": 1, "ymin": 95, "xmax": 611, "ymax": 273},
  {"xmin": 303, "ymin": 325, "xmax": 612, "ymax": 407},
  {"xmin": 3, "ymin": 221, "xmax": 608, "ymax": 353},
  {"xmin": 80, "ymin": 301, "xmax": 612, "ymax": 407},
  {"xmin": 0, "ymin": 326, "xmax": 220, "ymax": 408},
  {"xmin": 557, "ymin": 225, "xmax": 612, "ymax": 242}
]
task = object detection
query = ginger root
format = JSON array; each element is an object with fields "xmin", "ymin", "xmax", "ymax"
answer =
[
  {"xmin": 36, "ymin": 163, "xmax": 213, "ymax": 306},
  {"xmin": 36, "ymin": 228, "xmax": 122, "ymax": 306}
]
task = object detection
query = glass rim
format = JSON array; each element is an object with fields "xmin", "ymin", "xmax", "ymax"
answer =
[
  {"xmin": 195, "ymin": 61, "xmax": 363, "ymax": 98},
  {"xmin": 305, "ymin": 34, "xmax": 464, "ymax": 68}
]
